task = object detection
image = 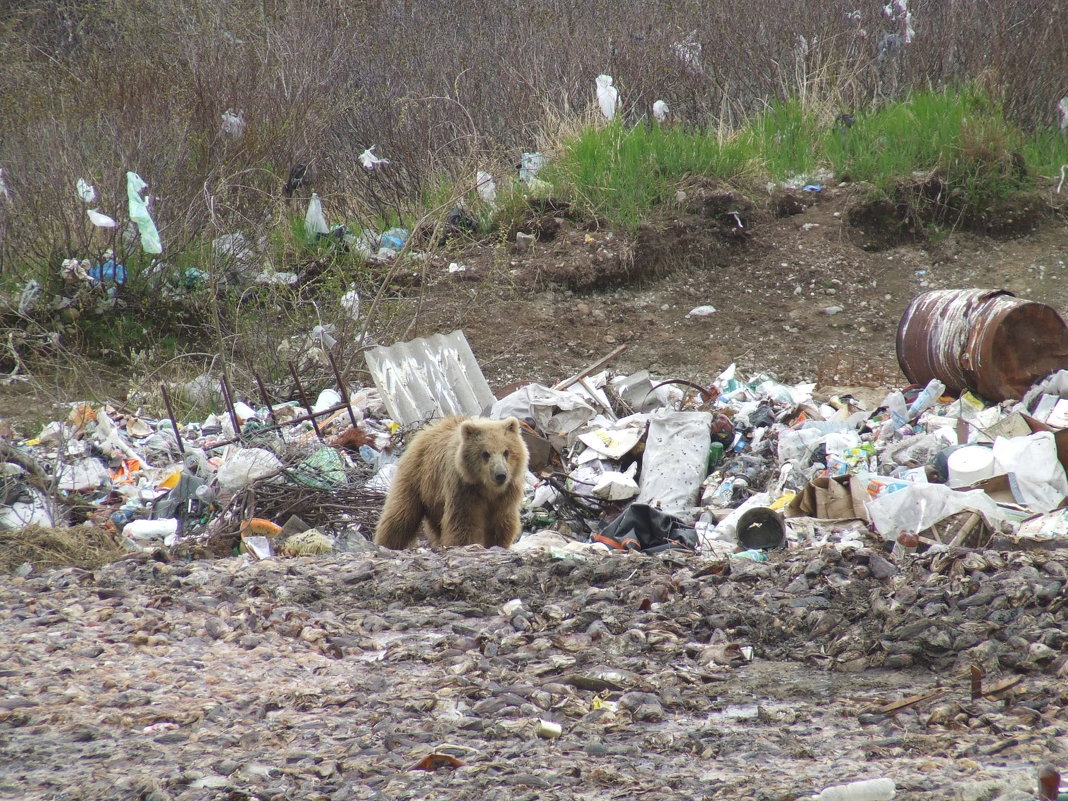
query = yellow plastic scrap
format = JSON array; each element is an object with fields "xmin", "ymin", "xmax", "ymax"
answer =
[
  {"xmin": 769, "ymin": 492, "xmax": 796, "ymax": 511},
  {"xmin": 282, "ymin": 529, "xmax": 333, "ymax": 556}
]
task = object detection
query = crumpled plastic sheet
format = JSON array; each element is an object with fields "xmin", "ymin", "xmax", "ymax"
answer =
[{"xmin": 867, "ymin": 483, "xmax": 1006, "ymax": 541}]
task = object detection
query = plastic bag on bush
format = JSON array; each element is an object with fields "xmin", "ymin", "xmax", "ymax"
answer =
[
  {"xmin": 305, "ymin": 192, "xmax": 329, "ymax": 238},
  {"xmin": 595, "ymin": 74, "xmax": 618, "ymax": 120},
  {"xmin": 76, "ymin": 179, "xmax": 96, "ymax": 203},
  {"xmin": 476, "ymin": 170, "xmax": 497, "ymax": 205},
  {"xmin": 126, "ymin": 171, "xmax": 162, "ymax": 254}
]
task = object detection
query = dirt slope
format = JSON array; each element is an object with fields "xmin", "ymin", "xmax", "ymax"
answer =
[{"xmin": 412, "ymin": 183, "xmax": 1068, "ymax": 396}]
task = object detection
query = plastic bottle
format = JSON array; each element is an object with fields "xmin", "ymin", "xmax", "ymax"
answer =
[
  {"xmin": 708, "ymin": 476, "xmax": 738, "ymax": 507},
  {"xmin": 907, "ymin": 378, "xmax": 946, "ymax": 419},
  {"xmin": 815, "ymin": 777, "xmax": 895, "ymax": 801},
  {"xmin": 708, "ymin": 442, "xmax": 725, "ymax": 470}
]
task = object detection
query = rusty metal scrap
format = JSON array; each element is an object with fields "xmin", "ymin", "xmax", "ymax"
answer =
[{"xmin": 896, "ymin": 289, "xmax": 1068, "ymax": 402}]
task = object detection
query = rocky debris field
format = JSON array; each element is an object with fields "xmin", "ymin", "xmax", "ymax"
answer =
[{"xmin": 2, "ymin": 538, "xmax": 1066, "ymax": 801}]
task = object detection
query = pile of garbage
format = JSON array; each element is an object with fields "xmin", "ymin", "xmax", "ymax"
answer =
[{"xmin": 5, "ymin": 292, "xmax": 1068, "ymax": 571}]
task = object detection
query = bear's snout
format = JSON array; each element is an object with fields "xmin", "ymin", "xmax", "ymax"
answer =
[{"xmin": 492, "ymin": 469, "xmax": 508, "ymax": 485}]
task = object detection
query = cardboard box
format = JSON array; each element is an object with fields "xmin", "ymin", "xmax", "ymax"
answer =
[
  {"xmin": 787, "ymin": 474, "xmax": 870, "ymax": 522},
  {"xmin": 1021, "ymin": 413, "xmax": 1068, "ymax": 474}
]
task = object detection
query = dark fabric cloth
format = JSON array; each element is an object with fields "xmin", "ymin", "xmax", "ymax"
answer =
[{"xmin": 596, "ymin": 503, "xmax": 698, "ymax": 554}]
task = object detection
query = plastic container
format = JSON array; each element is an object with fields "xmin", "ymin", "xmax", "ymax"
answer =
[
  {"xmin": 946, "ymin": 445, "xmax": 995, "ymax": 487},
  {"xmin": 816, "ymin": 777, "xmax": 895, "ymax": 801},
  {"xmin": 735, "ymin": 507, "xmax": 786, "ymax": 550}
]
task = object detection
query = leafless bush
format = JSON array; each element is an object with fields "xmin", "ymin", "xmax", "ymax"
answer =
[{"xmin": 0, "ymin": 0, "xmax": 1064, "ymax": 337}]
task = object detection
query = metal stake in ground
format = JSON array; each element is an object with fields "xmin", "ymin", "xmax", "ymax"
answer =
[
  {"xmin": 219, "ymin": 374, "xmax": 243, "ymax": 441},
  {"xmin": 159, "ymin": 383, "xmax": 186, "ymax": 457},
  {"xmin": 253, "ymin": 372, "xmax": 280, "ymax": 429},
  {"xmin": 288, "ymin": 362, "xmax": 324, "ymax": 442},
  {"xmin": 326, "ymin": 349, "xmax": 360, "ymax": 429}
]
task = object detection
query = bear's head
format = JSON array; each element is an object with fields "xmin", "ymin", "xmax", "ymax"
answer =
[{"xmin": 457, "ymin": 417, "xmax": 529, "ymax": 491}]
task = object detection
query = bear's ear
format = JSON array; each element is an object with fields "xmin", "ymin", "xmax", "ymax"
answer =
[
  {"xmin": 459, "ymin": 420, "xmax": 481, "ymax": 441},
  {"xmin": 504, "ymin": 417, "xmax": 520, "ymax": 434}
]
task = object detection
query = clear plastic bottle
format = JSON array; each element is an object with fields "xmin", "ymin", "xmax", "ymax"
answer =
[
  {"xmin": 708, "ymin": 476, "xmax": 739, "ymax": 507},
  {"xmin": 815, "ymin": 777, "xmax": 895, "ymax": 801}
]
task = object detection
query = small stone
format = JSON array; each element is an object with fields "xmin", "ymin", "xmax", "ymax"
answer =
[{"xmin": 868, "ymin": 554, "xmax": 898, "ymax": 580}]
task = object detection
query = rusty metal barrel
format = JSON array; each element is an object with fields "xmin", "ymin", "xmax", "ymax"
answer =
[{"xmin": 896, "ymin": 289, "xmax": 1068, "ymax": 401}]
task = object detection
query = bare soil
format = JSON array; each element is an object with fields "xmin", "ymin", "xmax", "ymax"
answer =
[{"xmin": 412, "ymin": 181, "xmax": 1068, "ymax": 396}]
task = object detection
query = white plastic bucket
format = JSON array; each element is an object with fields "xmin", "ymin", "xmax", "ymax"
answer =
[{"xmin": 947, "ymin": 446, "xmax": 995, "ymax": 487}]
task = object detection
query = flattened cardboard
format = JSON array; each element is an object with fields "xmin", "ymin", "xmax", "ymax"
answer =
[{"xmin": 786, "ymin": 474, "xmax": 870, "ymax": 522}]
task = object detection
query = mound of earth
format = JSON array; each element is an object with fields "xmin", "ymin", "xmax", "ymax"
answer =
[{"xmin": 412, "ymin": 181, "xmax": 1068, "ymax": 396}]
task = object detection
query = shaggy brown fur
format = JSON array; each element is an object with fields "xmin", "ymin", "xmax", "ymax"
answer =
[{"xmin": 373, "ymin": 416, "xmax": 529, "ymax": 549}]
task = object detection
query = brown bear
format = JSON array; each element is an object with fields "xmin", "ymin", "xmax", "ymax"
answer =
[{"xmin": 373, "ymin": 416, "xmax": 529, "ymax": 549}]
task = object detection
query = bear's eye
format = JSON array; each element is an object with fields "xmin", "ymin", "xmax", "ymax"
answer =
[
  {"xmin": 503, "ymin": 450, "xmax": 509, "ymax": 459},
  {"xmin": 482, "ymin": 451, "xmax": 490, "ymax": 461}
]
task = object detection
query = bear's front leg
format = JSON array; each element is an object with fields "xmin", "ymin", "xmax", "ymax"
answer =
[
  {"xmin": 483, "ymin": 502, "xmax": 521, "ymax": 548},
  {"xmin": 438, "ymin": 501, "xmax": 483, "ymax": 547}
]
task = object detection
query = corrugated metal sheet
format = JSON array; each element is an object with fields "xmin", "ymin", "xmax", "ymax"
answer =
[
  {"xmin": 897, "ymin": 289, "xmax": 1068, "ymax": 401},
  {"xmin": 364, "ymin": 330, "xmax": 496, "ymax": 425}
]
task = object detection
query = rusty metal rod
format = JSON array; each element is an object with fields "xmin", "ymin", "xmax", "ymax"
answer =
[
  {"xmin": 288, "ymin": 361, "xmax": 324, "ymax": 442},
  {"xmin": 253, "ymin": 371, "xmax": 279, "ymax": 428},
  {"xmin": 159, "ymin": 383, "xmax": 186, "ymax": 456},
  {"xmin": 326, "ymin": 349, "xmax": 360, "ymax": 429},
  {"xmin": 206, "ymin": 400, "xmax": 354, "ymax": 449},
  {"xmin": 220, "ymin": 373, "xmax": 243, "ymax": 440}
]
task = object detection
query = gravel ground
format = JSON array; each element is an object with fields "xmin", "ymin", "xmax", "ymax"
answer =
[{"xmin": 2, "ymin": 537, "xmax": 1065, "ymax": 801}]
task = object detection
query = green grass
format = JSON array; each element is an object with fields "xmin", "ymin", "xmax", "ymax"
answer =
[
  {"xmin": 552, "ymin": 85, "xmax": 1064, "ymax": 230},
  {"xmin": 547, "ymin": 120, "xmax": 753, "ymax": 229},
  {"xmin": 824, "ymin": 86, "xmax": 1030, "ymax": 214},
  {"xmin": 1021, "ymin": 128, "xmax": 1068, "ymax": 180}
]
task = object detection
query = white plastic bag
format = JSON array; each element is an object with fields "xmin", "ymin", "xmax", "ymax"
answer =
[
  {"xmin": 358, "ymin": 145, "xmax": 390, "ymax": 170},
  {"xmin": 653, "ymin": 100, "xmax": 669, "ymax": 123},
  {"xmin": 636, "ymin": 410, "xmax": 712, "ymax": 515},
  {"xmin": 595, "ymin": 74, "xmax": 618, "ymax": 121},
  {"xmin": 992, "ymin": 431, "xmax": 1068, "ymax": 513},
  {"xmin": 216, "ymin": 448, "xmax": 284, "ymax": 494},
  {"xmin": 126, "ymin": 171, "xmax": 162, "ymax": 254},
  {"xmin": 518, "ymin": 153, "xmax": 546, "ymax": 183},
  {"xmin": 476, "ymin": 170, "xmax": 497, "ymax": 205},
  {"xmin": 87, "ymin": 209, "xmax": 117, "ymax": 228},
  {"xmin": 866, "ymin": 483, "xmax": 1004, "ymax": 541},
  {"xmin": 76, "ymin": 178, "xmax": 96, "ymax": 203},
  {"xmin": 304, "ymin": 192, "xmax": 329, "ymax": 238},
  {"xmin": 220, "ymin": 108, "xmax": 246, "ymax": 138}
]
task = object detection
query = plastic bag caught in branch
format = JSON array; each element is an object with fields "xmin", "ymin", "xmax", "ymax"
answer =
[
  {"xmin": 305, "ymin": 192, "xmax": 329, "ymax": 238},
  {"xmin": 76, "ymin": 179, "xmax": 96, "ymax": 203},
  {"xmin": 595, "ymin": 74, "xmax": 618, "ymax": 121},
  {"xmin": 653, "ymin": 100, "xmax": 669, "ymax": 123},
  {"xmin": 87, "ymin": 209, "xmax": 117, "ymax": 228},
  {"xmin": 125, "ymin": 171, "xmax": 162, "ymax": 254},
  {"xmin": 476, "ymin": 170, "xmax": 497, "ymax": 205},
  {"xmin": 220, "ymin": 108, "xmax": 246, "ymax": 138},
  {"xmin": 359, "ymin": 145, "xmax": 390, "ymax": 170}
]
